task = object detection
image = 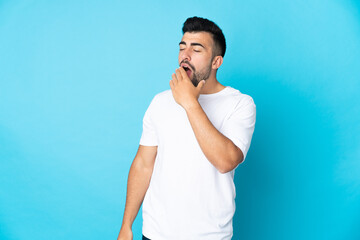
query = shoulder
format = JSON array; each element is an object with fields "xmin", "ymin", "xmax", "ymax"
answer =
[
  {"xmin": 221, "ymin": 87, "xmax": 256, "ymax": 122},
  {"xmin": 225, "ymin": 86, "xmax": 256, "ymax": 108},
  {"xmin": 153, "ymin": 89, "xmax": 172, "ymax": 101},
  {"xmin": 147, "ymin": 89, "xmax": 173, "ymax": 109}
]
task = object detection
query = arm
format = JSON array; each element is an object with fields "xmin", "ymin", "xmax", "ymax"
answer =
[
  {"xmin": 185, "ymin": 103, "xmax": 243, "ymax": 173},
  {"xmin": 117, "ymin": 145, "xmax": 158, "ymax": 240},
  {"xmin": 170, "ymin": 68, "xmax": 243, "ymax": 174}
]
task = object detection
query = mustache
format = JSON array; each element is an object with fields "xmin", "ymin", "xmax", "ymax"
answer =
[{"xmin": 179, "ymin": 60, "xmax": 196, "ymax": 71}]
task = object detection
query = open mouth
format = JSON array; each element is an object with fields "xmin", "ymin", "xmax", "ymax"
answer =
[{"xmin": 182, "ymin": 66, "xmax": 192, "ymax": 78}]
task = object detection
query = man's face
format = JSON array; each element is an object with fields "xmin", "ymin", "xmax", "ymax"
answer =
[{"xmin": 178, "ymin": 32, "xmax": 215, "ymax": 87}]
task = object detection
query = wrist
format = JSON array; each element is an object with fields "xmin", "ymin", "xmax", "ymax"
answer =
[
  {"xmin": 120, "ymin": 221, "xmax": 132, "ymax": 231},
  {"xmin": 184, "ymin": 100, "xmax": 201, "ymax": 112}
]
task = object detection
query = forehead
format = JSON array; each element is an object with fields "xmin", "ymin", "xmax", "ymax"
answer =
[{"xmin": 180, "ymin": 32, "xmax": 214, "ymax": 47}]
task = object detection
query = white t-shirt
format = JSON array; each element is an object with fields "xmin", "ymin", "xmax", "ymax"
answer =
[{"xmin": 140, "ymin": 86, "xmax": 256, "ymax": 240}]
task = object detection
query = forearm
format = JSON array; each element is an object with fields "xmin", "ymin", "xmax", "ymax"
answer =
[
  {"xmin": 185, "ymin": 102, "xmax": 242, "ymax": 173},
  {"xmin": 120, "ymin": 159, "xmax": 154, "ymax": 230}
]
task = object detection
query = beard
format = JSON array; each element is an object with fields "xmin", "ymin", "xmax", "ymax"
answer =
[
  {"xmin": 191, "ymin": 66, "xmax": 212, "ymax": 87},
  {"xmin": 180, "ymin": 60, "xmax": 212, "ymax": 87}
]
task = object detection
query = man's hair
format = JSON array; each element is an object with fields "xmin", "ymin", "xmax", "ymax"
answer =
[{"xmin": 182, "ymin": 16, "xmax": 226, "ymax": 58}]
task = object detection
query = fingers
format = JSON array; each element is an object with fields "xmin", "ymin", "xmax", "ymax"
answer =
[
  {"xmin": 169, "ymin": 79, "xmax": 175, "ymax": 90},
  {"xmin": 197, "ymin": 80, "xmax": 206, "ymax": 90},
  {"xmin": 175, "ymin": 68, "xmax": 183, "ymax": 82},
  {"xmin": 172, "ymin": 72, "xmax": 178, "ymax": 85},
  {"xmin": 178, "ymin": 67, "xmax": 188, "ymax": 80},
  {"xmin": 170, "ymin": 70, "xmax": 178, "ymax": 90},
  {"xmin": 171, "ymin": 67, "xmax": 191, "ymax": 89}
]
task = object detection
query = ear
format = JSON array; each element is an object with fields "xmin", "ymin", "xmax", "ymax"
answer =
[{"xmin": 212, "ymin": 56, "xmax": 223, "ymax": 70}]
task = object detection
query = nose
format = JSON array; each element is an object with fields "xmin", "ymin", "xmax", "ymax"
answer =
[{"xmin": 179, "ymin": 48, "xmax": 191, "ymax": 63}]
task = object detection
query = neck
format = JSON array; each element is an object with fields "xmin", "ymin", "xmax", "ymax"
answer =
[{"xmin": 199, "ymin": 75, "xmax": 225, "ymax": 94}]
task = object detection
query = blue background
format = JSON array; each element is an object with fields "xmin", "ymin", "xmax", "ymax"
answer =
[{"xmin": 1, "ymin": 0, "xmax": 359, "ymax": 239}]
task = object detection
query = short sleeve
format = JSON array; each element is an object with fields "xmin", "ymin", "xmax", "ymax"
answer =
[
  {"xmin": 139, "ymin": 96, "xmax": 159, "ymax": 146},
  {"xmin": 219, "ymin": 96, "xmax": 256, "ymax": 162}
]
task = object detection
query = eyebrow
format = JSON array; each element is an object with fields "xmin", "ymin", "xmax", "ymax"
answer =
[{"xmin": 179, "ymin": 41, "xmax": 206, "ymax": 49}]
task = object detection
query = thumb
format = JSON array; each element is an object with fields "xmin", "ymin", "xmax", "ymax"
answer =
[{"xmin": 197, "ymin": 80, "xmax": 206, "ymax": 90}]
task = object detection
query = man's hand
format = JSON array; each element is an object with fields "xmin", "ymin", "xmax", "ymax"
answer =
[
  {"xmin": 169, "ymin": 67, "xmax": 206, "ymax": 110},
  {"xmin": 117, "ymin": 227, "xmax": 133, "ymax": 240}
]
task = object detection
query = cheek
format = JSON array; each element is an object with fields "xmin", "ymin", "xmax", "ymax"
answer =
[
  {"xmin": 197, "ymin": 54, "xmax": 211, "ymax": 64},
  {"xmin": 195, "ymin": 58, "xmax": 208, "ymax": 70}
]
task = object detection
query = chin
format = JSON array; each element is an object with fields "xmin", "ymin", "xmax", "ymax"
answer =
[{"xmin": 191, "ymin": 79, "xmax": 199, "ymax": 87}]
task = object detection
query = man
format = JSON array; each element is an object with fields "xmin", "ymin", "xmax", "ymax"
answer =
[{"xmin": 117, "ymin": 16, "xmax": 256, "ymax": 240}]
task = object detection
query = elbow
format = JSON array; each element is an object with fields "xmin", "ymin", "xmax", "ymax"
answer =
[
  {"xmin": 218, "ymin": 164, "xmax": 236, "ymax": 174},
  {"xmin": 217, "ymin": 147, "xmax": 244, "ymax": 174}
]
